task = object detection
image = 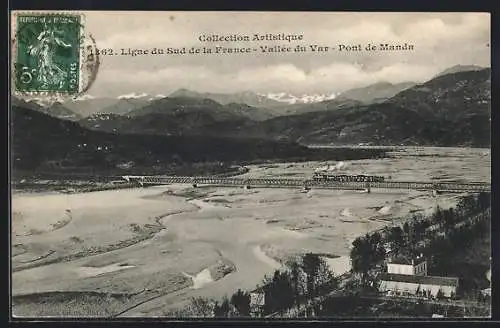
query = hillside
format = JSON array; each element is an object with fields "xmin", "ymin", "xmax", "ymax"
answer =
[
  {"xmin": 169, "ymin": 89, "xmax": 284, "ymax": 109},
  {"xmin": 275, "ymin": 98, "xmax": 364, "ymax": 116},
  {"xmin": 78, "ymin": 96, "xmax": 274, "ymax": 135},
  {"xmin": 62, "ymin": 97, "xmax": 120, "ymax": 117},
  {"xmin": 97, "ymin": 97, "xmax": 153, "ymax": 116},
  {"xmin": 388, "ymin": 68, "xmax": 490, "ymax": 120},
  {"xmin": 434, "ymin": 64, "xmax": 485, "ymax": 78},
  {"xmin": 242, "ymin": 68, "xmax": 491, "ymax": 147},
  {"xmin": 335, "ymin": 81, "xmax": 416, "ymax": 104},
  {"xmin": 14, "ymin": 105, "xmax": 373, "ymax": 174},
  {"xmin": 11, "ymin": 97, "xmax": 82, "ymax": 121}
]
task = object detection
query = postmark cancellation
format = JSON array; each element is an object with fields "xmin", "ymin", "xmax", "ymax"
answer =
[{"xmin": 11, "ymin": 11, "xmax": 99, "ymax": 98}]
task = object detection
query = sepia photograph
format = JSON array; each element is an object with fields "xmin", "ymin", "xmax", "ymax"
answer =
[{"xmin": 10, "ymin": 11, "xmax": 491, "ymax": 319}]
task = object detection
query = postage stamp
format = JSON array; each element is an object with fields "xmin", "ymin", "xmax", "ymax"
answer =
[{"xmin": 12, "ymin": 12, "xmax": 99, "ymax": 97}]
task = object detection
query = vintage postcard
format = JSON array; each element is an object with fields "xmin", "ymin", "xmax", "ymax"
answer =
[{"xmin": 10, "ymin": 11, "xmax": 491, "ymax": 319}]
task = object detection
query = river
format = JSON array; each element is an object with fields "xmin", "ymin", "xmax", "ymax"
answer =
[{"xmin": 11, "ymin": 147, "xmax": 490, "ymax": 317}]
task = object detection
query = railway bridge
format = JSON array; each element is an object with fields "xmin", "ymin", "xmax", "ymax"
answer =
[{"xmin": 121, "ymin": 175, "xmax": 490, "ymax": 193}]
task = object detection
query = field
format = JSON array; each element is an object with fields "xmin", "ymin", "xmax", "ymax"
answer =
[{"xmin": 11, "ymin": 147, "xmax": 491, "ymax": 317}]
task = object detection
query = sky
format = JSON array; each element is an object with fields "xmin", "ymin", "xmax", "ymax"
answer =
[{"xmin": 15, "ymin": 11, "xmax": 491, "ymax": 97}]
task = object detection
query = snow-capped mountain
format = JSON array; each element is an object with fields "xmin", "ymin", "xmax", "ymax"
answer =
[
  {"xmin": 117, "ymin": 92, "xmax": 149, "ymax": 99},
  {"xmin": 117, "ymin": 93, "xmax": 166, "ymax": 101},
  {"xmin": 258, "ymin": 92, "xmax": 338, "ymax": 104}
]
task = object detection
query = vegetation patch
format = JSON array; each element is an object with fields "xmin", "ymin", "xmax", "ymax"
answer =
[{"xmin": 12, "ymin": 291, "xmax": 139, "ymax": 317}]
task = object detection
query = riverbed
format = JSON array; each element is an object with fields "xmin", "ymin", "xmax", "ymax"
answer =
[{"xmin": 11, "ymin": 147, "xmax": 490, "ymax": 317}]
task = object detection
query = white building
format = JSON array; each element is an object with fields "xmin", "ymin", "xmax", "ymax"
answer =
[
  {"xmin": 387, "ymin": 255, "xmax": 427, "ymax": 276},
  {"xmin": 379, "ymin": 273, "xmax": 459, "ymax": 298},
  {"xmin": 379, "ymin": 255, "xmax": 459, "ymax": 298}
]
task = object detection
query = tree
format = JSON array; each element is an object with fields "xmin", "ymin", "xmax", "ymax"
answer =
[
  {"xmin": 189, "ymin": 297, "xmax": 214, "ymax": 317},
  {"xmin": 213, "ymin": 297, "xmax": 231, "ymax": 317},
  {"xmin": 457, "ymin": 195, "xmax": 477, "ymax": 216},
  {"xmin": 230, "ymin": 289, "xmax": 251, "ymax": 317},
  {"xmin": 432, "ymin": 205, "xmax": 444, "ymax": 225},
  {"xmin": 302, "ymin": 253, "xmax": 322, "ymax": 299},
  {"xmin": 368, "ymin": 232, "xmax": 385, "ymax": 262},
  {"xmin": 402, "ymin": 222, "xmax": 410, "ymax": 234},
  {"xmin": 350, "ymin": 236, "xmax": 371, "ymax": 286},
  {"xmin": 314, "ymin": 257, "xmax": 338, "ymax": 297},
  {"xmin": 263, "ymin": 269, "xmax": 294, "ymax": 315},
  {"xmin": 477, "ymin": 192, "xmax": 491, "ymax": 211},
  {"xmin": 350, "ymin": 235, "xmax": 379, "ymax": 288},
  {"xmin": 387, "ymin": 226, "xmax": 405, "ymax": 255},
  {"xmin": 289, "ymin": 260, "xmax": 306, "ymax": 313}
]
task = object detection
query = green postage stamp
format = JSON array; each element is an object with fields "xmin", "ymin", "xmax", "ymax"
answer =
[{"xmin": 12, "ymin": 12, "xmax": 98, "ymax": 96}]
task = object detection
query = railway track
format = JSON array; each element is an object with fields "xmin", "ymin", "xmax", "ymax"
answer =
[{"xmin": 121, "ymin": 175, "xmax": 490, "ymax": 193}]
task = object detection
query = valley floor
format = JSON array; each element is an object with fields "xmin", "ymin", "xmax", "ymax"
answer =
[{"xmin": 11, "ymin": 147, "xmax": 491, "ymax": 317}]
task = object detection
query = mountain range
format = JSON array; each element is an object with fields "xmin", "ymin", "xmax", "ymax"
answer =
[
  {"xmin": 16, "ymin": 79, "xmax": 419, "ymax": 120},
  {"xmin": 257, "ymin": 92, "xmax": 338, "ymax": 104},
  {"xmin": 11, "ymin": 64, "xmax": 490, "ymax": 160},
  {"xmin": 77, "ymin": 66, "xmax": 490, "ymax": 147},
  {"xmin": 169, "ymin": 89, "xmax": 285, "ymax": 109},
  {"xmin": 16, "ymin": 64, "xmax": 484, "ymax": 121}
]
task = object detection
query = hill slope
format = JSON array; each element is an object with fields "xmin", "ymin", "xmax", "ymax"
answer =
[
  {"xmin": 336, "ymin": 81, "xmax": 416, "ymax": 104},
  {"xmin": 12, "ymin": 105, "xmax": 345, "ymax": 173},
  {"xmin": 435, "ymin": 64, "xmax": 485, "ymax": 78},
  {"xmin": 244, "ymin": 68, "xmax": 491, "ymax": 147},
  {"xmin": 12, "ymin": 97, "xmax": 82, "ymax": 121},
  {"xmin": 62, "ymin": 97, "xmax": 120, "ymax": 117},
  {"xmin": 169, "ymin": 89, "xmax": 284, "ymax": 109},
  {"xmin": 78, "ymin": 96, "xmax": 273, "ymax": 135}
]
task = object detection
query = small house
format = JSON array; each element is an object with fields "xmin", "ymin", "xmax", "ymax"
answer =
[
  {"xmin": 379, "ymin": 254, "xmax": 459, "ymax": 298},
  {"xmin": 387, "ymin": 254, "xmax": 427, "ymax": 276}
]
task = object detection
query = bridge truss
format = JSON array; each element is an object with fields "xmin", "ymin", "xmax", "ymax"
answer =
[{"xmin": 122, "ymin": 175, "xmax": 490, "ymax": 193}]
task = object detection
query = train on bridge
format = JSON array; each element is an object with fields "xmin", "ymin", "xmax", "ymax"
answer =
[{"xmin": 313, "ymin": 172, "xmax": 386, "ymax": 183}]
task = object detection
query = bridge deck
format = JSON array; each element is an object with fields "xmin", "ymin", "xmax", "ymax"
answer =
[{"xmin": 122, "ymin": 175, "xmax": 490, "ymax": 192}]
